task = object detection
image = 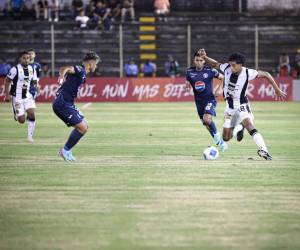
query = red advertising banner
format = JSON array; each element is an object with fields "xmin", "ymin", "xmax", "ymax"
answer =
[{"xmin": 0, "ymin": 77, "xmax": 293, "ymax": 102}]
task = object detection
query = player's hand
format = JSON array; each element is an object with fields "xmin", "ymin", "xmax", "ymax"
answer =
[
  {"xmin": 57, "ymin": 76, "xmax": 64, "ymax": 85},
  {"xmin": 275, "ymin": 88, "xmax": 287, "ymax": 101},
  {"xmin": 36, "ymin": 84, "xmax": 41, "ymax": 94},
  {"xmin": 185, "ymin": 81, "xmax": 191, "ymax": 92},
  {"xmin": 4, "ymin": 94, "xmax": 11, "ymax": 102},
  {"xmin": 198, "ymin": 48, "xmax": 206, "ymax": 57}
]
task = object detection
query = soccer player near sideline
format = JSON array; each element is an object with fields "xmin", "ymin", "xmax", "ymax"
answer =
[
  {"xmin": 52, "ymin": 51, "xmax": 100, "ymax": 162},
  {"xmin": 186, "ymin": 52, "xmax": 228, "ymax": 152},
  {"xmin": 198, "ymin": 48, "xmax": 286, "ymax": 160},
  {"xmin": 4, "ymin": 51, "xmax": 38, "ymax": 142},
  {"xmin": 28, "ymin": 49, "xmax": 42, "ymax": 100}
]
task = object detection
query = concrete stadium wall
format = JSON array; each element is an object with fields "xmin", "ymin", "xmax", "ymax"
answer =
[{"xmin": 248, "ymin": 0, "xmax": 300, "ymax": 12}]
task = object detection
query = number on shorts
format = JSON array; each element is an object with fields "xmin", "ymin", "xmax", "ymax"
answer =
[{"xmin": 205, "ymin": 103, "xmax": 212, "ymax": 111}]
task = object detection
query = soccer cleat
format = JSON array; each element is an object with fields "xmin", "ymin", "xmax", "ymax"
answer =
[
  {"xmin": 213, "ymin": 132, "xmax": 221, "ymax": 145},
  {"xmin": 236, "ymin": 126, "xmax": 244, "ymax": 142},
  {"xmin": 68, "ymin": 151, "xmax": 77, "ymax": 161},
  {"xmin": 59, "ymin": 148, "xmax": 73, "ymax": 162},
  {"xmin": 219, "ymin": 140, "xmax": 228, "ymax": 152},
  {"xmin": 257, "ymin": 149, "xmax": 272, "ymax": 160},
  {"xmin": 27, "ymin": 137, "xmax": 34, "ymax": 143}
]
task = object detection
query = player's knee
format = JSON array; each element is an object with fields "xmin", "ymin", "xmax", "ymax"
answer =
[
  {"xmin": 222, "ymin": 131, "xmax": 232, "ymax": 141},
  {"xmin": 202, "ymin": 116, "xmax": 212, "ymax": 126},
  {"xmin": 18, "ymin": 117, "xmax": 26, "ymax": 124},
  {"xmin": 27, "ymin": 115, "xmax": 35, "ymax": 122},
  {"xmin": 80, "ymin": 124, "xmax": 89, "ymax": 134}
]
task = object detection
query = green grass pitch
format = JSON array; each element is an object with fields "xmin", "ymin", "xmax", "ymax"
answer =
[{"xmin": 0, "ymin": 101, "xmax": 300, "ymax": 250}]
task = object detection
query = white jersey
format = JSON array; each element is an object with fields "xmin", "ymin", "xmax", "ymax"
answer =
[
  {"xmin": 220, "ymin": 63, "xmax": 258, "ymax": 109},
  {"xmin": 7, "ymin": 64, "xmax": 37, "ymax": 99}
]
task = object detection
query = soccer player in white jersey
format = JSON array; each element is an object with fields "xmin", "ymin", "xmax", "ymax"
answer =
[
  {"xmin": 198, "ymin": 49, "xmax": 286, "ymax": 160},
  {"xmin": 4, "ymin": 51, "xmax": 38, "ymax": 142}
]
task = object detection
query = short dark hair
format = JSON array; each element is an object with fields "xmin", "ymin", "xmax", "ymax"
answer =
[
  {"xmin": 193, "ymin": 52, "xmax": 201, "ymax": 58},
  {"xmin": 228, "ymin": 53, "xmax": 245, "ymax": 65},
  {"xmin": 19, "ymin": 51, "xmax": 29, "ymax": 58},
  {"xmin": 83, "ymin": 51, "xmax": 100, "ymax": 62},
  {"xmin": 28, "ymin": 48, "xmax": 35, "ymax": 53}
]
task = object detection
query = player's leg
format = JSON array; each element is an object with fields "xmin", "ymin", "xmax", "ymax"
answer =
[
  {"xmin": 12, "ymin": 97, "xmax": 26, "ymax": 124},
  {"xmin": 26, "ymin": 108, "xmax": 36, "ymax": 142},
  {"xmin": 239, "ymin": 104, "xmax": 272, "ymax": 160},
  {"xmin": 222, "ymin": 114, "xmax": 234, "ymax": 142},
  {"xmin": 201, "ymin": 101, "xmax": 228, "ymax": 152}
]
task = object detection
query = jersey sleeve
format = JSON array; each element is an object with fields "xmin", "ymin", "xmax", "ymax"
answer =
[
  {"xmin": 212, "ymin": 68, "xmax": 219, "ymax": 78},
  {"xmin": 220, "ymin": 63, "xmax": 229, "ymax": 72},
  {"xmin": 248, "ymin": 68, "xmax": 258, "ymax": 81},
  {"xmin": 32, "ymin": 66, "xmax": 38, "ymax": 81},
  {"xmin": 74, "ymin": 65, "xmax": 84, "ymax": 77},
  {"xmin": 36, "ymin": 63, "xmax": 42, "ymax": 78},
  {"xmin": 185, "ymin": 70, "xmax": 191, "ymax": 82},
  {"xmin": 7, "ymin": 66, "xmax": 17, "ymax": 80}
]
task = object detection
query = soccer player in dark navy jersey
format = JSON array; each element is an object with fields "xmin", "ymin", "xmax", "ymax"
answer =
[
  {"xmin": 52, "ymin": 51, "xmax": 100, "ymax": 162},
  {"xmin": 186, "ymin": 52, "xmax": 228, "ymax": 152},
  {"xmin": 28, "ymin": 49, "xmax": 42, "ymax": 100}
]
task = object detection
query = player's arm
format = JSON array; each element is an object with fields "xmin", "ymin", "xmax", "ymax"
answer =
[
  {"xmin": 257, "ymin": 70, "xmax": 287, "ymax": 101},
  {"xmin": 198, "ymin": 48, "xmax": 222, "ymax": 70},
  {"xmin": 4, "ymin": 77, "xmax": 12, "ymax": 102},
  {"xmin": 185, "ymin": 80, "xmax": 191, "ymax": 92},
  {"xmin": 57, "ymin": 66, "xmax": 75, "ymax": 85},
  {"xmin": 214, "ymin": 73, "xmax": 224, "ymax": 97}
]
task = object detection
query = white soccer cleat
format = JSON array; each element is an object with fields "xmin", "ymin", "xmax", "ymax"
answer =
[{"xmin": 27, "ymin": 137, "xmax": 34, "ymax": 143}]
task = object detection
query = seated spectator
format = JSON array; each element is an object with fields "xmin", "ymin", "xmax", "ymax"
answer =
[
  {"xmin": 35, "ymin": 0, "xmax": 48, "ymax": 20},
  {"xmin": 48, "ymin": 0, "xmax": 59, "ymax": 22},
  {"xmin": 90, "ymin": 0, "xmax": 111, "ymax": 31},
  {"xmin": 85, "ymin": 0, "xmax": 96, "ymax": 17},
  {"xmin": 0, "ymin": 58, "xmax": 11, "ymax": 77},
  {"xmin": 22, "ymin": 0, "xmax": 35, "ymax": 20},
  {"xmin": 164, "ymin": 54, "xmax": 179, "ymax": 77},
  {"xmin": 278, "ymin": 53, "xmax": 291, "ymax": 76},
  {"xmin": 294, "ymin": 48, "xmax": 300, "ymax": 77},
  {"xmin": 124, "ymin": 58, "xmax": 138, "ymax": 77},
  {"xmin": 0, "ymin": 0, "xmax": 10, "ymax": 18},
  {"xmin": 75, "ymin": 9, "xmax": 89, "ymax": 29},
  {"xmin": 108, "ymin": 0, "xmax": 120, "ymax": 21},
  {"xmin": 121, "ymin": 0, "xmax": 134, "ymax": 22},
  {"xmin": 41, "ymin": 63, "xmax": 51, "ymax": 77},
  {"xmin": 10, "ymin": 0, "xmax": 23, "ymax": 19},
  {"xmin": 72, "ymin": 0, "xmax": 84, "ymax": 18},
  {"xmin": 154, "ymin": 0, "xmax": 169, "ymax": 22},
  {"xmin": 140, "ymin": 59, "xmax": 156, "ymax": 77}
]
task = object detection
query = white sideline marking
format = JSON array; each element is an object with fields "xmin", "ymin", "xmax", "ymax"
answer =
[{"xmin": 81, "ymin": 102, "xmax": 92, "ymax": 109}]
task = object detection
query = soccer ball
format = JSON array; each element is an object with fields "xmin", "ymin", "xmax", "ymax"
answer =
[{"xmin": 203, "ymin": 146, "xmax": 219, "ymax": 160}]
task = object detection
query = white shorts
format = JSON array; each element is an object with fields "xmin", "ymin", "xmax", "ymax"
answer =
[
  {"xmin": 12, "ymin": 96, "xmax": 36, "ymax": 117},
  {"xmin": 223, "ymin": 103, "xmax": 254, "ymax": 129}
]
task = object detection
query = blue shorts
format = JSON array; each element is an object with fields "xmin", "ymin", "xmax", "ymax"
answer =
[
  {"xmin": 52, "ymin": 94, "xmax": 84, "ymax": 127},
  {"xmin": 195, "ymin": 99, "xmax": 217, "ymax": 120}
]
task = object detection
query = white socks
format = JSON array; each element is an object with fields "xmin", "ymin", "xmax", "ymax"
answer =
[
  {"xmin": 27, "ymin": 121, "xmax": 36, "ymax": 141},
  {"xmin": 252, "ymin": 132, "xmax": 268, "ymax": 152}
]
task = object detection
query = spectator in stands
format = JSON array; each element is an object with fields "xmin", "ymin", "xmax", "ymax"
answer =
[
  {"xmin": 0, "ymin": 58, "xmax": 11, "ymax": 77},
  {"xmin": 121, "ymin": 0, "xmax": 134, "ymax": 22},
  {"xmin": 0, "ymin": 0, "xmax": 10, "ymax": 18},
  {"xmin": 140, "ymin": 59, "xmax": 156, "ymax": 77},
  {"xmin": 164, "ymin": 54, "xmax": 179, "ymax": 77},
  {"xmin": 72, "ymin": 0, "xmax": 84, "ymax": 18},
  {"xmin": 22, "ymin": 0, "xmax": 35, "ymax": 20},
  {"xmin": 75, "ymin": 9, "xmax": 89, "ymax": 29},
  {"xmin": 124, "ymin": 58, "xmax": 138, "ymax": 77},
  {"xmin": 154, "ymin": 0, "xmax": 170, "ymax": 22},
  {"xmin": 294, "ymin": 48, "xmax": 300, "ymax": 77},
  {"xmin": 35, "ymin": 0, "xmax": 48, "ymax": 20},
  {"xmin": 48, "ymin": 0, "xmax": 59, "ymax": 22},
  {"xmin": 85, "ymin": 0, "xmax": 95, "ymax": 17},
  {"xmin": 108, "ymin": 0, "xmax": 120, "ymax": 21},
  {"xmin": 277, "ymin": 53, "xmax": 291, "ymax": 76},
  {"xmin": 10, "ymin": 0, "xmax": 23, "ymax": 19},
  {"xmin": 91, "ymin": 0, "xmax": 111, "ymax": 31},
  {"xmin": 41, "ymin": 63, "xmax": 51, "ymax": 77}
]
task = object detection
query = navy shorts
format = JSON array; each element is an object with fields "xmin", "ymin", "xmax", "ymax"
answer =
[
  {"xmin": 52, "ymin": 94, "xmax": 84, "ymax": 127},
  {"xmin": 195, "ymin": 99, "xmax": 217, "ymax": 120}
]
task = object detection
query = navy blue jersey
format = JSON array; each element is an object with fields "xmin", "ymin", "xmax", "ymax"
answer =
[
  {"xmin": 58, "ymin": 65, "xmax": 86, "ymax": 102},
  {"xmin": 30, "ymin": 62, "xmax": 42, "ymax": 78},
  {"xmin": 186, "ymin": 66, "xmax": 219, "ymax": 102}
]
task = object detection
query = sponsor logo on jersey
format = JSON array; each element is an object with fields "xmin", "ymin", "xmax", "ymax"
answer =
[
  {"xmin": 195, "ymin": 81, "xmax": 205, "ymax": 92},
  {"xmin": 203, "ymin": 73, "xmax": 208, "ymax": 78}
]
